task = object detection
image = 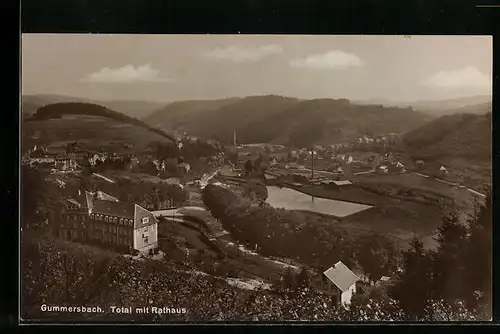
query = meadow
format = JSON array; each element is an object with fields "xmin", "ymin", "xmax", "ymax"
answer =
[{"xmin": 22, "ymin": 115, "xmax": 172, "ymax": 154}]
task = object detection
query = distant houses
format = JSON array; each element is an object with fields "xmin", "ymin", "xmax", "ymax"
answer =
[
  {"xmin": 377, "ymin": 165, "xmax": 389, "ymax": 174},
  {"xmin": 440, "ymin": 165, "xmax": 449, "ymax": 176},
  {"xmin": 54, "ymin": 154, "xmax": 79, "ymax": 171},
  {"xmin": 322, "ymin": 180, "xmax": 353, "ymax": 188},
  {"xmin": 177, "ymin": 162, "xmax": 191, "ymax": 175}
]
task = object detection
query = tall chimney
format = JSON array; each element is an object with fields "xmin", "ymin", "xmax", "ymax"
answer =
[{"xmin": 234, "ymin": 131, "xmax": 237, "ymax": 148}]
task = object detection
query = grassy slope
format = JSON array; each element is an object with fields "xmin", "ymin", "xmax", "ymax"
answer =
[
  {"xmin": 22, "ymin": 94, "xmax": 165, "ymax": 119},
  {"xmin": 22, "ymin": 115, "xmax": 171, "ymax": 155},
  {"xmin": 403, "ymin": 112, "xmax": 491, "ymax": 189},
  {"xmin": 22, "ymin": 102, "xmax": 175, "ymax": 154}
]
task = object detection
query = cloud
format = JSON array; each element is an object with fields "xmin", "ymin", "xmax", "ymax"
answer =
[
  {"xmin": 423, "ymin": 66, "xmax": 491, "ymax": 90},
  {"xmin": 81, "ymin": 64, "xmax": 172, "ymax": 83},
  {"xmin": 290, "ymin": 50, "xmax": 363, "ymax": 70},
  {"xmin": 202, "ymin": 45, "xmax": 283, "ymax": 62}
]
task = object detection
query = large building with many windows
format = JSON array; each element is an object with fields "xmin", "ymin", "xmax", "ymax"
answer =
[{"xmin": 59, "ymin": 190, "xmax": 158, "ymax": 254}]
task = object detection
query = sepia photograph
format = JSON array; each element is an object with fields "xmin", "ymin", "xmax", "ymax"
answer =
[{"xmin": 20, "ymin": 34, "xmax": 492, "ymax": 322}]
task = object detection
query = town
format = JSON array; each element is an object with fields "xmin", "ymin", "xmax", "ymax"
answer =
[
  {"xmin": 22, "ymin": 124, "xmax": 489, "ymax": 316},
  {"xmin": 21, "ymin": 34, "xmax": 492, "ymax": 323}
]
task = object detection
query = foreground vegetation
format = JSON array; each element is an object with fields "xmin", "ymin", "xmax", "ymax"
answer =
[
  {"xmin": 22, "ymin": 232, "xmax": 488, "ymax": 321},
  {"xmin": 21, "ymin": 166, "xmax": 491, "ymax": 321},
  {"xmin": 202, "ymin": 184, "xmax": 400, "ymax": 279},
  {"xmin": 202, "ymin": 184, "xmax": 492, "ymax": 320}
]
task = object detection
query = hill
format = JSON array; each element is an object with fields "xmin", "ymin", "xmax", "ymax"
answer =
[
  {"xmin": 409, "ymin": 95, "xmax": 492, "ymax": 112},
  {"xmin": 356, "ymin": 95, "xmax": 492, "ymax": 117},
  {"xmin": 22, "ymin": 94, "xmax": 165, "ymax": 119},
  {"xmin": 143, "ymin": 95, "xmax": 430, "ymax": 148},
  {"xmin": 22, "ymin": 94, "xmax": 91, "ymax": 115},
  {"xmin": 418, "ymin": 102, "xmax": 492, "ymax": 117},
  {"xmin": 22, "ymin": 102, "xmax": 175, "ymax": 154},
  {"xmin": 404, "ymin": 112, "xmax": 492, "ymax": 161},
  {"xmin": 143, "ymin": 97, "xmax": 242, "ymax": 130},
  {"xmin": 403, "ymin": 112, "xmax": 491, "ymax": 190}
]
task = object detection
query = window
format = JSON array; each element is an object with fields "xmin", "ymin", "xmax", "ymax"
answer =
[
  {"xmin": 144, "ymin": 237, "xmax": 149, "ymax": 244},
  {"xmin": 152, "ymin": 225, "xmax": 156, "ymax": 231},
  {"xmin": 104, "ymin": 216, "xmax": 109, "ymax": 222},
  {"xmin": 141, "ymin": 217, "xmax": 149, "ymax": 224},
  {"xmin": 119, "ymin": 218, "xmax": 123, "ymax": 224},
  {"xmin": 113, "ymin": 217, "xmax": 117, "ymax": 223}
]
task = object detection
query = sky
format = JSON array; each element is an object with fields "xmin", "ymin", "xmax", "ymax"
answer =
[{"xmin": 22, "ymin": 34, "xmax": 493, "ymax": 103}]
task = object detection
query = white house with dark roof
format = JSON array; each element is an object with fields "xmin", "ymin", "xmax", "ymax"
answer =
[
  {"xmin": 60, "ymin": 190, "xmax": 158, "ymax": 254},
  {"xmin": 311, "ymin": 261, "xmax": 359, "ymax": 307},
  {"xmin": 440, "ymin": 165, "xmax": 449, "ymax": 176}
]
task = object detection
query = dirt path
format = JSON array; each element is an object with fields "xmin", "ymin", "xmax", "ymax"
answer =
[
  {"xmin": 411, "ymin": 172, "xmax": 486, "ymax": 197},
  {"xmin": 92, "ymin": 173, "xmax": 116, "ymax": 184}
]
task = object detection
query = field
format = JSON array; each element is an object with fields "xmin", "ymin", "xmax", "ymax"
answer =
[
  {"xmin": 416, "ymin": 157, "xmax": 491, "ymax": 192},
  {"xmin": 277, "ymin": 170, "xmax": 485, "ymax": 250},
  {"xmin": 353, "ymin": 171, "xmax": 483, "ymax": 209},
  {"xmin": 22, "ymin": 115, "xmax": 173, "ymax": 154}
]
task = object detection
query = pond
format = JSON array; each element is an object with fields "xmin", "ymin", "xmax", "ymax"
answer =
[{"xmin": 266, "ymin": 186, "xmax": 373, "ymax": 218}]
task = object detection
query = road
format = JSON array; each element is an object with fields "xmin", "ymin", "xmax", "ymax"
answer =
[
  {"xmin": 410, "ymin": 172, "xmax": 486, "ymax": 197},
  {"xmin": 156, "ymin": 205, "xmax": 303, "ymax": 274},
  {"xmin": 92, "ymin": 173, "xmax": 116, "ymax": 184},
  {"xmin": 152, "ymin": 208, "xmax": 181, "ymax": 218}
]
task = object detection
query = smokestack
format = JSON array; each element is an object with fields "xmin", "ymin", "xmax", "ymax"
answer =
[{"xmin": 234, "ymin": 132, "xmax": 237, "ymax": 148}]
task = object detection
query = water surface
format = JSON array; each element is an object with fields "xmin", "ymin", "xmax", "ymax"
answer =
[{"xmin": 266, "ymin": 186, "xmax": 373, "ymax": 217}]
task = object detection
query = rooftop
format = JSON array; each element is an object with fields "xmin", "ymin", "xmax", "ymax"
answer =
[
  {"xmin": 332, "ymin": 180, "xmax": 353, "ymax": 186},
  {"xmin": 94, "ymin": 191, "xmax": 119, "ymax": 202},
  {"xmin": 323, "ymin": 261, "xmax": 359, "ymax": 292},
  {"xmin": 92, "ymin": 200, "xmax": 135, "ymax": 218}
]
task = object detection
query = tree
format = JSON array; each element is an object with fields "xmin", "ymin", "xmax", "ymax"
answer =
[
  {"xmin": 282, "ymin": 267, "xmax": 297, "ymax": 291},
  {"xmin": 244, "ymin": 159, "xmax": 253, "ymax": 177},
  {"xmin": 389, "ymin": 236, "xmax": 432, "ymax": 320},
  {"xmin": 430, "ymin": 210, "xmax": 468, "ymax": 304},
  {"xmin": 463, "ymin": 190, "xmax": 492, "ymax": 312},
  {"xmin": 296, "ymin": 267, "xmax": 310, "ymax": 288},
  {"xmin": 356, "ymin": 234, "xmax": 397, "ymax": 284},
  {"xmin": 21, "ymin": 166, "xmax": 63, "ymax": 233}
]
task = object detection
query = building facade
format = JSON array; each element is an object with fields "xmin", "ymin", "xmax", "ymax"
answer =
[
  {"xmin": 311, "ymin": 261, "xmax": 359, "ymax": 307},
  {"xmin": 59, "ymin": 190, "xmax": 158, "ymax": 254}
]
